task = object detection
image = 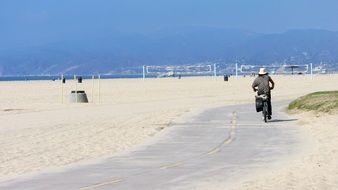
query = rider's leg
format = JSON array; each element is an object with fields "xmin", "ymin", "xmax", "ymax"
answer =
[{"xmin": 267, "ymin": 96, "xmax": 272, "ymax": 116}]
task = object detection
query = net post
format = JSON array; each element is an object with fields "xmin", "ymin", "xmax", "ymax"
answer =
[
  {"xmin": 74, "ymin": 75, "xmax": 78, "ymax": 103},
  {"xmin": 235, "ymin": 63, "xmax": 238, "ymax": 78},
  {"xmin": 91, "ymin": 75, "xmax": 95, "ymax": 103},
  {"xmin": 213, "ymin": 63, "xmax": 217, "ymax": 78},
  {"xmin": 61, "ymin": 74, "xmax": 64, "ymax": 104},
  {"xmin": 143, "ymin": 65, "xmax": 146, "ymax": 81},
  {"xmin": 98, "ymin": 74, "xmax": 101, "ymax": 103},
  {"xmin": 310, "ymin": 63, "xmax": 313, "ymax": 79}
]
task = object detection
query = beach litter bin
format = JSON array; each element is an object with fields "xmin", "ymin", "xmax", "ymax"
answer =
[
  {"xmin": 77, "ymin": 76, "xmax": 83, "ymax": 83},
  {"xmin": 62, "ymin": 77, "xmax": 66, "ymax": 83},
  {"xmin": 224, "ymin": 75, "xmax": 229, "ymax": 81},
  {"xmin": 69, "ymin": 91, "xmax": 89, "ymax": 103}
]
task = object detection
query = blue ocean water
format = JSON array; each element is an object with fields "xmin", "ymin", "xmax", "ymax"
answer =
[
  {"xmin": 0, "ymin": 73, "xmax": 214, "ymax": 82},
  {"xmin": 0, "ymin": 74, "xmax": 144, "ymax": 82}
]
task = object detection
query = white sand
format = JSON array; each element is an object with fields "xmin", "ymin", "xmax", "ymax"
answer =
[{"xmin": 0, "ymin": 75, "xmax": 337, "ymax": 187}]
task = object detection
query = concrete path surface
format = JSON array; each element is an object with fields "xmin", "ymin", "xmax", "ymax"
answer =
[{"xmin": 0, "ymin": 102, "xmax": 304, "ymax": 190}]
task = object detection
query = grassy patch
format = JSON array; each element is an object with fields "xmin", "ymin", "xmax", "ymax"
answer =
[{"xmin": 288, "ymin": 91, "xmax": 338, "ymax": 113}]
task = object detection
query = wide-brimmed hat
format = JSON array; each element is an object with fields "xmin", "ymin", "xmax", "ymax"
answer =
[{"xmin": 258, "ymin": 68, "xmax": 268, "ymax": 75}]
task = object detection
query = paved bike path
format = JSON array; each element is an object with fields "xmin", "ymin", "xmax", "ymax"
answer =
[{"xmin": 0, "ymin": 102, "xmax": 304, "ymax": 190}]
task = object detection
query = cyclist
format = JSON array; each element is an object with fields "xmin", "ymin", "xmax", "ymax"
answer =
[{"xmin": 252, "ymin": 68, "xmax": 275, "ymax": 120}]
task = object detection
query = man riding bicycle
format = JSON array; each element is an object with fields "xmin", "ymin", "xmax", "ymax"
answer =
[{"xmin": 252, "ymin": 68, "xmax": 275, "ymax": 120}]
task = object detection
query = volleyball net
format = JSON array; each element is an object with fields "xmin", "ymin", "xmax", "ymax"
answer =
[{"xmin": 144, "ymin": 64, "xmax": 214, "ymax": 78}]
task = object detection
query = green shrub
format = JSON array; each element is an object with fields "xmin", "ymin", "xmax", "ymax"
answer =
[{"xmin": 288, "ymin": 91, "xmax": 338, "ymax": 113}]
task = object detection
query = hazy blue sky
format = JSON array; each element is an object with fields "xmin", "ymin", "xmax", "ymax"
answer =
[{"xmin": 1, "ymin": 0, "xmax": 338, "ymax": 50}]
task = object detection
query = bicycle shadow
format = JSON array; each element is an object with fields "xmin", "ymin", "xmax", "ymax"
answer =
[{"xmin": 268, "ymin": 118, "xmax": 298, "ymax": 123}]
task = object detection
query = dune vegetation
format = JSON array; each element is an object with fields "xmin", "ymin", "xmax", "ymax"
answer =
[{"xmin": 288, "ymin": 91, "xmax": 338, "ymax": 113}]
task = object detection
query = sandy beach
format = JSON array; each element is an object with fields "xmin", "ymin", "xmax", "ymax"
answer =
[{"xmin": 0, "ymin": 75, "xmax": 338, "ymax": 188}]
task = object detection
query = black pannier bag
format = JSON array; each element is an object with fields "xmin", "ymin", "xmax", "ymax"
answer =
[{"xmin": 255, "ymin": 96, "xmax": 263, "ymax": 112}]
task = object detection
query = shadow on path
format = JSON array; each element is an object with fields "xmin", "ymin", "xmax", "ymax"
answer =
[{"xmin": 269, "ymin": 119, "xmax": 298, "ymax": 123}]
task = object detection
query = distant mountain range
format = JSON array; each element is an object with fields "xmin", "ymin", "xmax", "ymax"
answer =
[{"xmin": 1, "ymin": 28, "xmax": 338, "ymax": 75}]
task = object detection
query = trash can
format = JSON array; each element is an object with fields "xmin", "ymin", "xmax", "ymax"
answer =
[
  {"xmin": 69, "ymin": 91, "xmax": 89, "ymax": 103},
  {"xmin": 77, "ymin": 76, "xmax": 83, "ymax": 83},
  {"xmin": 62, "ymin": 77, "xmax": 66, "ymax": 84},
  {"xmin": 224, "ymin": 75, "xmax": 228, "ymax": 81}
]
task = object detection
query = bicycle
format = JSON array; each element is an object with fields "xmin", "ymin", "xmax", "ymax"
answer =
[{"xmin": 255, "ymin": 94, "xmax": 269, "ymax": 123}]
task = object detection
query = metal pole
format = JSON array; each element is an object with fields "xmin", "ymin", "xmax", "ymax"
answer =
[
  {"xmin": 98, "ymin": 74, "xmax": 101, "ymax": 103},
  {"xmin": 143, "ymin": 65, "xmax": 146, "ymax": 81},
  {"xmin": 74, "ymin": 75, "xmax": 78, "ymax": 103},
  {"xmin": 91, "ymin": 75, "xmax": 95, "ymax": 103},
  {"xmin": 61, "ymin": 75, "xmax": 64, "ymax": 104},
  {"xmin": 310, "ymin": 63, "xmax": 313, "ymax": 79},
  {"xmin": 213, "ymin": 64, "xmax": 217, "ymax": 78},
  {"xmin": 235, "ymin": 63, "xmax": 238, "ymax": 78}
]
